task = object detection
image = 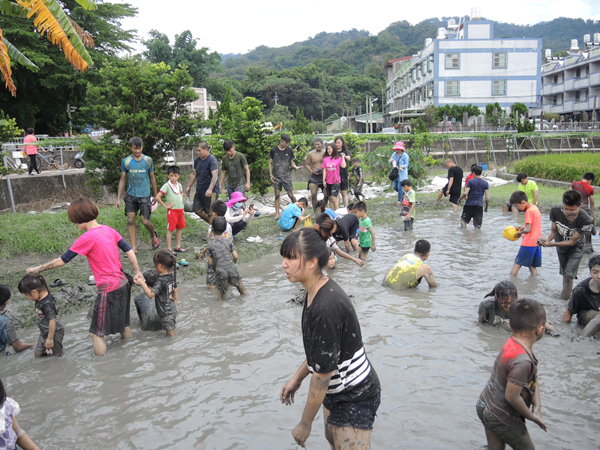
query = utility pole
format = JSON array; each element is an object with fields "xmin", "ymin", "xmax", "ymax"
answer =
[
  {"xmin": 273, "ymin": 91, "xmax": 279, "ymax": 106},
  {"xmin": 321, "ymin": 105, "xmax": 323, "ymax": 123},
  {"xmin": 67, "ymin": 103, "xmax": 77, "ymax": 136}
]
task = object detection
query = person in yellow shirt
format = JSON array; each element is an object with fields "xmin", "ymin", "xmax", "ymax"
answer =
[{"xmin": 382, "ymin": 240, "xmax": 437, "ymax": 290}]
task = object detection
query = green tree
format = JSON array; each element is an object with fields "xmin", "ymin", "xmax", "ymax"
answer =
[
  {"xmin": 265, "ymin": 104, "xmax": 293, "ymax": 131},
  {"xmin": 206, "ymin": 96, "xmax": 279, "ymax": 195},
  {"xmin": 0, "ymin": 0, "xmax": 137, "ymax": 133},
  {"xmin": 143, "ymin": 29, "xmax": 221, "ymax": 87},
  {"xmin": 82, "ymin": 58, "xmax": 201, "ymax": 192},
  {"xmin": 292, "ymin": 107, "xmax": 311, "ymax": 134},
  {"xmin": 510, "ymin": 102, "xmax": 529, "ymax": 118}
]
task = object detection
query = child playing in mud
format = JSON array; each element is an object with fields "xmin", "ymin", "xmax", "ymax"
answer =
[
  {"xmin": 204, "ymin": 217, "xmax": 249, "ymax": 301},
  {"xmin": 400, "ymin": 179, "xmax": 416, "ymax": 231},
  {"xmin": 18, "ymin": 274, "xmax": 65, "ymax": 357},
  {"xmin": 207, "ymin": 200, "xmax": 233, "ymax": 239},
  {"xmin": 279, "ymin": 198, "xmax": 310, "ymax": 232},
  {"xmin": 134, "ymin": 270, "xmax": 162, "ymax": 332},
  {"xmin": 479, "ymin": 280, "xmax": 558, "ymax": 336},
  {"xmin": 563, "ymin": 254, "xmax": 600, "ymax": 337},
  {"xmin": 509, "ymin": 191, "xmax": 542, "ymax": 277},
  {"xmin": 0, "ymin": 285, "xmax": 33, "ymax": 355},
  {"xmin": 155, "ymin": 165, "xmax": 187, "ymax": 254},
  {"xmin": 354, "ymin": 201, "xmax": 376, "ymax": 261},
  {"xmin": 134, "ymin": 250, "xmax": 178, "ymax": 337},
  {"xmin": 477, "ymin": 298, "xmax": 547, "ymax": 450}
]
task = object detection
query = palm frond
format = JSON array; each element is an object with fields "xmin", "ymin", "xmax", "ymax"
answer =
[
  {"xmin": 68, "ymin": 15, "xmax": 94, "ymax": 48},
  {"xmin": 0, "ymin": 0, "xmax": 28, "ymax": 18},
  {"xmin": 4, "ymin": 37, "xmax": 38, "ymax": 70},
  {"xmin": 0, "ymin": 29, "xmax": 16, "ymax": 96},
  {"xmin": 73, "ymin": 0, "xmax": 97, "ymax": 11},
  {"xmin": 16, "ymin": 0, "xmax": 93, "ymax": 71}
]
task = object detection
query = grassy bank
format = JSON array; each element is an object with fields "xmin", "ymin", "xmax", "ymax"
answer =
[
  {"xmin": 514, "ymin": 153, "xmax": 600, "ymax": 185},
  {"xmin": 0, "ymin": 180, "xmax": 569, "ymax": 329}
]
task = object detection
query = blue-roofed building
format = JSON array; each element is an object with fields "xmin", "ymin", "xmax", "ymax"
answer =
[{"xmin": 384, "ymin": 10, "xmax": 541, "ymax": 126}]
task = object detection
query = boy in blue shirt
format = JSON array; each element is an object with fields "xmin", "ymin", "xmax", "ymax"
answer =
[
  {"xmin": 116, "ymin": 136, "xmax": 159, "ymax": 252},
  {"xmin": 461, "ymin": 165, "xmax": 489, "ymax": 229},
  {"xmin": 278, "ymin": 198, "xmax": 310, "ymax": 232}
]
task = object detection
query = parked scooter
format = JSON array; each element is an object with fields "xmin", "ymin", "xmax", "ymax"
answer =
[{"xmin": 73, "ymin": 151, "xmax": 85, "ymax": 168}]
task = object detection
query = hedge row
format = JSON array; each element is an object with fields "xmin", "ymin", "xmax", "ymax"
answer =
[{"xmin": 514, "ymin": 153, "xmax": 600, "ymax": 185}]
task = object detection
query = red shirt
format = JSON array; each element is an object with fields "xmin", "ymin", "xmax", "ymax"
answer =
[
  {"xmin": 464, "ymin": 173, "xmax": 474, "ymax": 187},
  {"xmin": 571, "ymin": 181, "xmax": 595, "ymax": 208},
  {"xmin": 24, "ymin": 134, "xmax": 37, "ymax": 155}
]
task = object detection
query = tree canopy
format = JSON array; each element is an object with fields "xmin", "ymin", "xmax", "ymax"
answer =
[{"xmin": 143, "ymin": 29, "xmax": 222, "ymax": 87}]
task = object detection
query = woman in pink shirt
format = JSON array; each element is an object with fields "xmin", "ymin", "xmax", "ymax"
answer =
[
  {"xmin": 322, "ymin": 143, "xmax": 346, "ymax": 209},
  {"xmin": 23, "ymin": 128, "xmax": 40, "ymax": 175},
  {"xmin": 27, "ymin": 198, "xmax": 142, "ymax": 356}
]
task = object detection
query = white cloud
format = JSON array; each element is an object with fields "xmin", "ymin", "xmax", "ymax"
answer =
[{"xmin": 114, "ymin": 0, "xmax": 599, "ymax": 55}]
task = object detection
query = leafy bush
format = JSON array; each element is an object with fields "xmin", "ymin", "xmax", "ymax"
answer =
[{"xmin": 514, "ymin": 153, "xmax": 600, "ymax": 185}]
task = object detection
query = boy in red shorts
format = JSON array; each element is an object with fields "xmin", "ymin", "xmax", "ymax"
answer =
[
  {"xmin": 155, "ymin": 166, "xmax": 187, "ymax": 254},
  {"xmin": 509, "ymin": 190, "xmax": 542, "ymax": 277}
]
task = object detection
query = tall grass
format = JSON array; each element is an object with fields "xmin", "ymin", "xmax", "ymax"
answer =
[
  {"xmin": 0, "ymin": 206, "xmax": 207, "ymax": 258},
  {"xmin": 514, "ymin": 153, "xmax": 600, "ymax": 185}
]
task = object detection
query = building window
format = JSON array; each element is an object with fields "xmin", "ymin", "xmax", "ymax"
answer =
[
  {"xmin": 446, "ymin": 81, "xmax": 459, "ymax": 96},
  {"xmin": 446, "ymin": 53, "xmax": 460, "ymax": 69},
  {"xmin": 553, "ymin": 75, "xmax": 558, "ymax": 84},
  {"xmin": 493, "ymin": 53, "xmax": 507, "ymax": 68},
  {"xmin": 428, "ymin": 82, "xmax": 434, "ymax": 98},
  {"xmin": 585, "ymin": 89, "xmax": 589, "ymax": 100},
  {"xmin": 493, "ymin": 80, "xmax": 507, "ymax": 95},
  {"xmin": 585, "ymin": 66, "xmax": 590, "ymax": 77},
  {"xmin": 575, "ymin": 68, "xmax": 581, "ymax": 79},
  {"xmin": 576, "ymin": 91, "xmax": 580, "ymax": 101},
  {"xmin": 428, "ymin": 55, "xmax": 434, "ymax": 72},
  {"xmin": 552, "ymin": 94, "xmax": 562, "ymax": 105}
]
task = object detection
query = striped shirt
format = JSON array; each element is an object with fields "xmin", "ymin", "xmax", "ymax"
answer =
[{"xmin": 302, "ymin": 278, "xmax": 380, "ymax": 402}]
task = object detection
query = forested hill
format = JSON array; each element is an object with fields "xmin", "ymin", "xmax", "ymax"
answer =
[{"xmin": 221, "ymin": 17, "xmax": 600, "ymax": 79}]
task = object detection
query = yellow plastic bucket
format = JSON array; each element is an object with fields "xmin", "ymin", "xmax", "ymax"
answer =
[{"xmin": 503, "ymin": 225, "xmax": 519, "ymax": 241}]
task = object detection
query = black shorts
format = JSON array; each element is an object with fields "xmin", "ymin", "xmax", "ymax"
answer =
[
  {"xmin": 124, "ymin": 194, "xmax": 152, "ymax": 220},
  {"xmin": 89, "ymin": 276, "xmax": 132, "ymax": 337},
  {"xmin": 340, "ymin": 175, "xmax": 350, "ymax": 191},
  {"xmin": 353, "ymin": 182, "xmax": 363, "ymax": 195},
  {"xmin": 442, "ymin": 184, "xmax": 460, "ymax": 205},
  {"xmin": 326, "ymin": 183, "xmax": 341, "ymax": 198},
  {"xmin": 192, "ymin": 191, "xmax": 216, "ymax": 215},
  {"xmin": 34, "ymin": 329, "xmax": 64, "ymax": 357},
  {"xmin": 323, "ymin": 392, "xmax": 380, "ymax": 430},
  {"xmin": 309, "ymin": 173, "xmax": 324, "ymax": 189},
  {"xmin": 160, "ymin": 314, "xmax": 177, "ymax": 331},
  {"xmin": 557, "ymin": 247, "xmax": 584, "ymax": 279},
  {"xmin": 461, "ymin": 205, "xmax": 484, "ymax": 228},
  {"xmin": 360, "ymin": 247, "xmax": 370, "ymax": 254},
  {"xmin": 272, "ymin": 175, "xmax": 293, "ymax": 192},
  {"xmin": 477, "ymin": 400, "xmax": 527, "ymax": 447}
]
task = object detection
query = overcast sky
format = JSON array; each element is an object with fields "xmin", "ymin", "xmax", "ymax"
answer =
[{"xmin": 116, "ymin": 0, "xmax": 600, "ymax": 55}]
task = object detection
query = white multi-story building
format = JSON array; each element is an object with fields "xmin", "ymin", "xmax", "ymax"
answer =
[
  {"xmin": 384, "ymin": 10, "xmax": 541, "ymax": 125},
  {"xmin": 185, "ymin": 87, "xmax": 218, "ymax": 119},
  {"xmin": 530, "ymin": 34, "xmax": 600, "ymax": 121}
]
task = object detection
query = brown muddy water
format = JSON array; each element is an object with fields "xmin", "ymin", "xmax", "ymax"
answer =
[{"xmin": 1, "ymin": 210, "xmax": 599, "ymax": 449}]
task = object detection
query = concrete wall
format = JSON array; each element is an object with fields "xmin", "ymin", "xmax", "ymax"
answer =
[{"xmin": 0, "ymin": 171, "xmax": 96, "ymax": 211}]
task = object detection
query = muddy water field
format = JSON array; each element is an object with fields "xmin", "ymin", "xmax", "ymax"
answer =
[{"xmin": 1, "ymin": 208, "xmax": 599, "ymax": 449}]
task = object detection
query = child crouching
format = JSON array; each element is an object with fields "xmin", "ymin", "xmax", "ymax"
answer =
[
  {"xmin": 477, "ymin": 298, "xmax": 547, "ymax": 449},
  {"xmin": 204, "ymin": 217, "xmax": 248, "ymax": 301},
  {"xmin": 18, "ymin": 274, "xmax": 65, "ymax": 357},
  {"xmin": 134, "ymin": 250, "xmax": 178, "ymax": 337}
]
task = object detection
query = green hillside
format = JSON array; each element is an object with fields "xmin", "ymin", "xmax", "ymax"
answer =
[{"xmin": 221, "ymin": 17, "xmax": 600, "ymax": 79}]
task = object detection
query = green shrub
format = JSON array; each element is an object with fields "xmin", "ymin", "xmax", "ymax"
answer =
[{"xmin": 514, "ymin": 153, "xmax": 600, "ymax": 185}]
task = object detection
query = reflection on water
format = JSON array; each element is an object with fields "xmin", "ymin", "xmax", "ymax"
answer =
[{"xmin": 2, "ymin": 210, "xmax": 599, "ymax": 449}]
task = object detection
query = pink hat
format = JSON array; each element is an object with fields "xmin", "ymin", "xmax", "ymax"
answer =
[
  {"xmin": 226, "ymin": 191, "xmax": 248, "ymax": 207},
  {"xmin": 393, "ymin": 141, "xmax": 405, "ymax": 151}
]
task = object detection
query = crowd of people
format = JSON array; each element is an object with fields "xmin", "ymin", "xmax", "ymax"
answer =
[{"xmin": 1, "ymin": 135, "xmax": 599, "ymax": 450}]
